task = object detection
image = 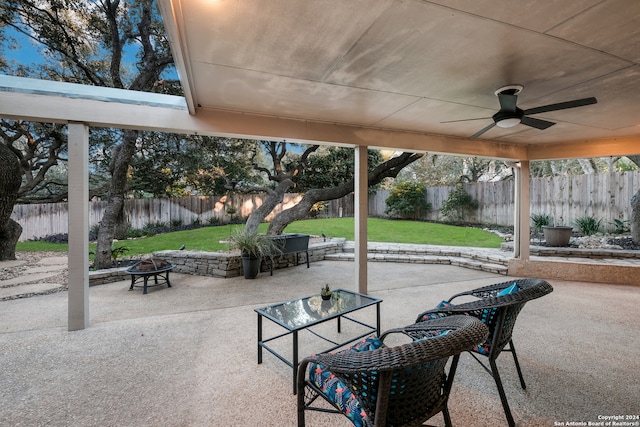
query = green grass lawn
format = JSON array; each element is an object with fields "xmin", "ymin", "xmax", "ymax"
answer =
[{"xmin": 16, "ymin": 218, "xmax": 504, "ymax": 256}]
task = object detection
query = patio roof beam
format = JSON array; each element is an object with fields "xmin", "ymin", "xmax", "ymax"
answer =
[{"xmin": 526, "ymin": 137, "xmax": 640, "ymax": 161}]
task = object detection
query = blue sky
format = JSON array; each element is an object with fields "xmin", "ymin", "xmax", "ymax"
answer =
[
  {"xmin": 4, "ymin": 27, "xmax": 45, "ymax": 65},
  {"xmin": 3, "ymin": 25, "xmax": 178, "ymax": 82}
]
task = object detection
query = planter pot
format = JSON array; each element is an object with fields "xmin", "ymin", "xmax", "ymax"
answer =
[
  {"xmin": 241, "ymin": 254, "xmax": 262, "ymax": 279},
  {"xmin": 321, "ymin": 293, "xmax": 332, "ymax": 301},
  {"xmin": 542, "ymin": 226, "xmax": 573, "ymax": 247}
]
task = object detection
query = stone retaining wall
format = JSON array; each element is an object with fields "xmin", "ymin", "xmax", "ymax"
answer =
[
  {"xmin": 89, "ymin": 267, "xmax": 130, "ymax": 286},
  {"xmin": 153, "ymin": 238, "xmax": 345, "ymax": 278},
  {"xmin": 87, "ymin": 239, "xmax": 344, "ymax": 285}
]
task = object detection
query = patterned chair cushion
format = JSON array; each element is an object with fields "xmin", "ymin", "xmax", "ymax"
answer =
[
  {"xmin": 308, "ymin": 337, "xmax": 383, "ymax": 427},
  {"xmin": 419, "ymin": 300, "xmax": 453, "ymax": 321}
]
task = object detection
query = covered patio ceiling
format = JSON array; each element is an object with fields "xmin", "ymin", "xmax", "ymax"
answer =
[
  {"xmin": 158, "ymin": 0, "xmax": 640, "ymax": 160},
  {"xmin": 3, "ymin": 1, "xmax": 640, "ymax": 331}
]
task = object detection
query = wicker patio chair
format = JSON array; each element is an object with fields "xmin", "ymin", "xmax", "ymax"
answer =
[
  {"xmin": 297, "ymin": 315, "xmax": 488, "ymax": 427},
  {"xmin": 414, "ymin": 278, "xmax": 553, "ymax": 427}
]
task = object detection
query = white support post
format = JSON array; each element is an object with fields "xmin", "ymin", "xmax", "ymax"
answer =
[
  {"xmin": 68, "ymin": 123, "xmax": 90, "ymax": 331},
  {"xmin": 514, "ymin": 161, "xmax": 531, "ymax": 260},
  {"xmin": 354, "ymin": 146, "xmax": 368, "ymax": 294},
  {"xmin": 514, "ymin": 164, "xmax": 521, "ymax": 258}
]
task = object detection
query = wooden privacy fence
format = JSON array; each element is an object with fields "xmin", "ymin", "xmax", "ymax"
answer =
[
  {"xmin": 11, "ymin": 171, "xmax": 640, "ymax": 241},
  {"xmin": 11, "ymin": 193, "xmax": 300, "ymax": 242},
  {"xmin": 419, "ymin": 171, "xmax": 639, "ymax": 227}
]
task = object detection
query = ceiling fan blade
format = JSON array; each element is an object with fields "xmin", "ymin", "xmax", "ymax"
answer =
[
  {"xmin": 524, "ymin": 97, "xmax": 597, "ymax": 115},
  {"xmin": 498, "ymin": 93, "xmax": 518, "ymax": 112},
  {"xmin": 470, "ymin": 122, "xmax": 496, "ymax": 138},
  {"xmin": 521, "ymin": 116, "xmax": 556, "ymax": 130},
  {"xmin": 440, "ymin": 117, "xmax": 492, "ymax": 123}
]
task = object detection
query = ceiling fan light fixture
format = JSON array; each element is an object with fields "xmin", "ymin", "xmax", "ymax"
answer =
[{"xmin": 496, "ymin": 117, "xmax": 521, "ymax": 128}]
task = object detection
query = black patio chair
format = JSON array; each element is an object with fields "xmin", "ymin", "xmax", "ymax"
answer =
[
  {"xmin": 414, "ymin": 278, "xmax": 553, "ymax": 427},
  {"xmin": 297, "ymin": 315, "xmax": 488, "ymax": 427}
]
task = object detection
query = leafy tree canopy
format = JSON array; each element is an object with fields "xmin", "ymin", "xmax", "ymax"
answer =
[{"xmin": 290, "ymin": 145, "xmax": 383, "ymax": 192}]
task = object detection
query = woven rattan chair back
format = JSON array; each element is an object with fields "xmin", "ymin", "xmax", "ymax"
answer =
[
  {"xmin": 297, "ymin": 315, "xmax": 488, "ymax": 427},
  {"xmin": 414, "ymin": 278, "xmax": 553, "ymax": 427}
]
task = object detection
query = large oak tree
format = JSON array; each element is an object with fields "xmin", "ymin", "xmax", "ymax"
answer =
[
  {"xmin": 238, "ymin": 142, "xmax": 423, "ymax": 235},
  {"xmin": 1, "ymin": 0, "xmax": 177, "ymax": 268}
]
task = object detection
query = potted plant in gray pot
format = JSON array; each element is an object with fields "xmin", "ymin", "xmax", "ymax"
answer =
[
  {"xmin": 542, "ymin": 213, "xmax": 574, "ymax": 247},
  {"xmin": 542, "ymin": 198, "xmax": 573, "ymax": 247},
  {"xmin": 228, "ymin": 229, "xmax": 281, "ymax": 279},
  {"xmin": 542, "ymin": 223, "xmax": 573, "ymax": 247}
]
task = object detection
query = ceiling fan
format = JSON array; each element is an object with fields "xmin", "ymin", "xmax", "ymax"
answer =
[{"xmin": 443, "ymin": 85, "xmax": 597, "ymax": 139}]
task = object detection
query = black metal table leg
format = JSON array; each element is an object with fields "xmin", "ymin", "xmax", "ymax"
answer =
[
  {"xmin": 257, "ymin": 314, "xmax": 263, "ymax": 364},
  {"xmin": 292, "ymin": 330, "xmax": 299, "ymax": 395}
]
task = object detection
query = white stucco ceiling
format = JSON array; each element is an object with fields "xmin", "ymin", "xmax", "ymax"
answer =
[{"xmin": 159, "ymin": 0, "xmax": 640, "ymax": 158}]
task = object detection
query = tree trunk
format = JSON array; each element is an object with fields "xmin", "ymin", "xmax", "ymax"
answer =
[
  {"xmin": 94, "ymin": 130, "xmax": 138, "ymax": 269},
  {"xmin": 268, "ymin": 189, "xmax": 333, "ymax": 235},
  {"xmin": 0, "ymin": 143, "xmax": 23, "ymax": 260},
  {"xmin": 628, "ymin": 155, "xmax": 640, "ymax": 244},
  {"xmin": 632, "ymin": 189, "xmax": 640, "ymax": 243},
  {"xmin": 244, "ymin": 179, "xmax": 294, "ymax": 234}
]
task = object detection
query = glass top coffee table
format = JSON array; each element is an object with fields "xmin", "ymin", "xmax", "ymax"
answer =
[{"xmin": 255, "ymin": 289, "xmax": 382, "ymax": 394}]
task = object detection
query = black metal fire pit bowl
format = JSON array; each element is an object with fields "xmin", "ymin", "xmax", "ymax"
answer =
[{"xmin": 126, "ymin": 258, "xmax": 174, "ymax": 295}]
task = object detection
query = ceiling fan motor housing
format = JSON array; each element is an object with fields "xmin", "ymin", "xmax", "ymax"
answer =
[{"xmin": 493, "ymin": 108, "xmax": 523, "ymax": 128}]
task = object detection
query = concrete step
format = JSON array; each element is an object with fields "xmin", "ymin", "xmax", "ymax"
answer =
[
  {"xmin": 324, "ymin": 252, "xmax": 509, "ymax": 275},
  {"xmin": 0, "ymin": 271, "xmax": 64, "ymax": 287},
  {"xmin": 0, "ymin": 282, "xmax": 64, "ymax": 300}
]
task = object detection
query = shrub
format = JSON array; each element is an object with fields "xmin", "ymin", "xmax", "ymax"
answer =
[
  {"xmin": 573, "ymin": 215, "xmax": 602, "ymax": 236},
  {"xmin": 111, "ymin": 245, "xmax": 130, "ymax": 261},
  {"xmin": 208, "ymin": 216, "xmax": 222, "ymax": 226},
  {"xmin": 143, "ymin": 221, "xmax": 169, "ymax": 235},
  {"xmin": 89, "ymin": 224, "xmax": 100, "ymax": 241},
  {"xmin": 31, "ymin": 233, "xmax": 69, "ymax": 244},
  {"xmin": 385, "ymin": 181, "xmax": 431, "ymax": 219},
  {"xmin": 610, "ymin": 219, "xmax": 630, "ymax": 234},
  {"xmin": 440, "ymin": 183, "xmax": 478, "ymax": 222},
  {"xmin": 531, "ymin": 213, "xmax": 552, "ymax": 233},
  {"xmin": 124, "ymin": 227, "xmax": 146, "ymax": 239}
]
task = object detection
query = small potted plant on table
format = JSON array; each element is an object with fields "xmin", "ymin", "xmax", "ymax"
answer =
[{"xmin": 321, "ymin": 284, "xmax": 332, "ymax": 300}]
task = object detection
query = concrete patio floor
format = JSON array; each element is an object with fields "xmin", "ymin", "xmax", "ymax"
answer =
[{"xmin": 1, "ymin": 259, "xmax": 638, "ymax": 426}]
